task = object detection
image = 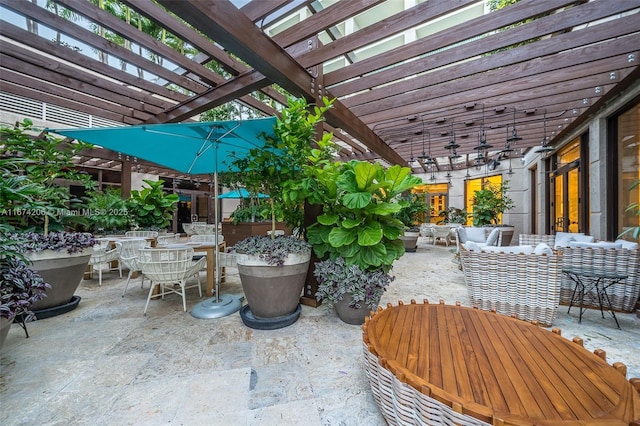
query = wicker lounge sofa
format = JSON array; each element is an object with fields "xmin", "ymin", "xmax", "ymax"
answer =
[
  {"xmin": 459, "ymin": 245, "xmax": 562, "ymax": 326},
  {"xmin": 519, "ymin": 234, "xmax": 640, "ymax": 312}
]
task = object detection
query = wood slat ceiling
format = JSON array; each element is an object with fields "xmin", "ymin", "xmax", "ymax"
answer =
[{"xmin": 1, "ymin": 0, "xmax": 639, "ymax": 173}]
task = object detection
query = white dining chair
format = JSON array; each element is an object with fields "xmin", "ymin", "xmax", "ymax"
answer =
[
  {"xmin": 87, "ymin": 238, "xmax": 121, "ymax": 286},
  {"xmin": 117, "ymin": 239, "xmax": 151, "ymax": 297}
]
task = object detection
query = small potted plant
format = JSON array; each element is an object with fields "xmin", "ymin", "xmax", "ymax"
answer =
[
  {"xmin": 0, "ymin": 255, "xmax": 50, "ymax": 348},
  {"xmin": 394, "ymin": 192, "xmax": 429, "ymax": 252},
  {"xmin": 314, "ymin": 257, "xmax": 394, "ymax": 324},
  {"xmin": 438, "ymin": 207, "xmax": 468, "ymax": 225}
]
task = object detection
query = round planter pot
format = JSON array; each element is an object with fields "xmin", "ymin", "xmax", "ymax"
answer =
[
  {"xmin": 236, "ymin": 251, "xmax": 311, "ymax": 319},
  {"xmin": 400, "ymin": 231, "xmax": 420, "ymax": 253},
  {"xmin": 0, "ymin": 316, "xmax": 14, "ymax": 349},
  {"xmin": 26, "ymin": 248, "xmax": 92, "ymax": 312},
  {"xmin": 334, "ymin": 293, "xmax": 376, "ymax": 325}
]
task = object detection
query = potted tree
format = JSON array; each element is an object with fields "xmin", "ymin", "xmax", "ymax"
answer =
[
  {"xmin": 394, "ymin": 192, "xmax": 429, "ymax": 252},
  {"xmin": 303, "ymin": 159, "xmax": 422, "ymax": 324},
  {"xmin": 0, "ymin": 119, "xmax": 97, "ymax": 318},
  {"xmin": 223, "ymin": 97, "xmax": 335, "ymax": 329},
  {"xmin": 471, "ymin": 180, "xmax": 515, "ymax": 246}
]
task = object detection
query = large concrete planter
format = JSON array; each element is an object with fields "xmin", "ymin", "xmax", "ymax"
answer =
[
  {"xmin": 26, "ymin": 248, "xmax": 92, "ymax": 312},
  {"xmin": 334, "ymin": 293, "xmax": 376, "ymax": 325},
  {"xmin": 236, "ymin": 251, "xmax": 310, "ymax": 321},
  {"xmin": 399, "ymin": 231, "xmax": 420, "ymax": 252},
  {"xmin": 0, "ymin": 316, "xmax": 14, "ymax": 349}
]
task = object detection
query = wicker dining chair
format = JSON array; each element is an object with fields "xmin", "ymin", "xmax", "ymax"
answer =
[
  {"xmin": 117, "ymin": 239, "xmax": 151, "ymax": 297},
  {"xmin": 138, "ymin": 247, "xmax": 207, "ymax": 314},
  {"xmin": 125, "ymin": 230, "xmax": 159, "ymax": 238},
  {"xmin": 431, "ymin": 225, "xmax": 452, "ymax": 246},
  {"xmin": 189, "ymin": 234, "xmax": 224, "ymax": 244},
  {"xmin": 156, "ymin": 234, "xmax": 181, "ymax": 246},
  {"xmin": 87, "ymin": 238, "xmax": 121, "ymax": 286}
]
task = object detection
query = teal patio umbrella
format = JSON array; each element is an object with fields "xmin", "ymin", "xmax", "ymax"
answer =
[
  {"xmin": 50, "ymin": 117, "xmax": 278, "ymax": 319},
  {"xmin": 218, "ymin": 188, "xmax": 269, "ymax": 199}
]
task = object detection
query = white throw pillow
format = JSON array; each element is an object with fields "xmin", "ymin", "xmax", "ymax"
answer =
[
  {"xmin": 456, "ymin": 227, "xmax": 468, "ymax": 243},
  {"xmin": 466, "ymin": 227, "xmax": 487, "ymax": 243},
  {"xmin": 615, "ymin": 239, "xmax": 639, "ymax": 250},
  {"xmin": 485, "ymin": 228, "xmax": 500, "ymax": 246},
  {"xmin": 554, "ymin": 232, "xmax": 583, "ymax": 249},
  {"xmin": 481, "ymin": 245, "xmax": 534, "ymax": 255},
  {"xmin": 534, "ymin": 243, "xmax": 553, "ymax": 256}
]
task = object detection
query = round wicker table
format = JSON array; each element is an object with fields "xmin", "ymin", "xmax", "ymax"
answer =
[{"xmin": 362, "ymin": 301, "xmax": 640, "ymax": 425}]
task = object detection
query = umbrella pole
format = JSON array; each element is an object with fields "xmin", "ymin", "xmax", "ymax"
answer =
[
  {"xmin": 191, "ymin": 139, "xmax": 243, "ymax": 319},
  {"xmin": 214, "ymin": 170, "xmax": 220, "ymax": 303}
]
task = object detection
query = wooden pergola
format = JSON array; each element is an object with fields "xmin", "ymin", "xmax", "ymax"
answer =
[{"xmin": 1, "ymin": 0, "xmax": 639, "ymax": 173}]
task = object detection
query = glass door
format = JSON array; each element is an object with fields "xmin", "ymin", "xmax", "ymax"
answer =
[{"xmin": 551, "ymin": 140, "xmax": 581, "ymax": 233}]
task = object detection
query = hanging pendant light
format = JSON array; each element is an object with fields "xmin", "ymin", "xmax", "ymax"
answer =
[
  {"xmin": 475, "ymin": 105, "xmax": 493, "ymax": 151},
  {"xmin": 418, "ymin": 121, "xmax": 431, "ymax": 163},
  {"xmin": 444, "ymin": 123, "xmax": 460, "ymax": 151},
  {"xmin": 535, "ymin": 111, "xmax": 554, "ymax": 155},
  {"xmin": 506, "ymin": 108, "xmax": 522, "ymax": 142}
]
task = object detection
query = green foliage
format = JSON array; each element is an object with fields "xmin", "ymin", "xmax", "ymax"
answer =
[
  {"xmin": 438, "ymin": 207, "xmax": 468, "ymax": 225},
  {"xmin": 314, "ymin": 257, "xmax": 393, "ymax": 310},
  {"xmin": 305, "ymin": 160, "xmax": 423, "ymax": 273},
  {"xmin": 0, "ymin": 119, "xmax": 94, "ymax": 233},
  {"xmin": 222, "ymin": 97, "xmax": 336, "ymax": 236},
  {"xmin": 83, "ymin": 187, "xmax": 131, "ymax": 233},
  {"xmin": 393, "ymin": 193, "xmax": 429, "ymax": 230},
  {"xmin": 618, "ymin": 179, "xmax": 640, "ymax": 240},
  {"xmin": 127, "ymin": 179, "xmax": 179, "ymax": 230},
  {"xmin": 230, "ymin": 203, "xmax": 269, "ymax": 224},
  {"xmin": 471, "ymin": 180, "xmax": 514, "ymax": 226}
]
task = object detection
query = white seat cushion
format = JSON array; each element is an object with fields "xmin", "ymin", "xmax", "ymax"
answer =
[
  {"xmin": 615, "ymin": 239, "xmax": 639, "ymax": 250},
  {"xmin": 569, "ymin": 241, "xmax": 623, "ymax": 249}
]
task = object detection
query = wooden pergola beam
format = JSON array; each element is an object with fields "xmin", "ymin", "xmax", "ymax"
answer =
[{"xmin": 157, "ymin": 0, "xmax": 405, "ymax": 165}]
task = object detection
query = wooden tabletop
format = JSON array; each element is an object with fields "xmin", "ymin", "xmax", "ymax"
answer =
[{"xmin": 363, "ymin": 301, "xmax": 640, "ymax": 425}]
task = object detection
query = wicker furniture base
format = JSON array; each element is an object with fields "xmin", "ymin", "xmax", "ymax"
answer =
[
  {"xmin": 362, "ymin": 301, "xmax": 640, "ymax": 425},
  {"xmin": 459, "ymin": 247, "xmax": 562, "ymax": 326},
  {"xmin": 363, "ymin": 342, "xmax": 490, "ymax": 426}
]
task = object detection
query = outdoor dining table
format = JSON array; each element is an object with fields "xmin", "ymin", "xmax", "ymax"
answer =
[
  {"xmin": 363, "ymin": 301, "xmax": 640, "ymax": 425},
  {"xmin": 563, "ymin": 266, "xmax": 628, "ymax": 329},
  {"xmin": 163, "ymin": 242, "xmax": 226, "ymax": 297}
]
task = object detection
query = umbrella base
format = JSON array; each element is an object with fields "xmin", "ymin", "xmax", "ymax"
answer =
[{"xmin": 190, "ymin": 294, "xmax": 244, "ymax": 319}]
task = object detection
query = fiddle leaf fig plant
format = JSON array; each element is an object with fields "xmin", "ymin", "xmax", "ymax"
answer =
[
  {"xmin": 306, "ymin": 160, "xmax": 423, "ymax": 273},
  {"xmin": 127, "ymin": 179, "xmax": 179, "ymax": 230}
]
